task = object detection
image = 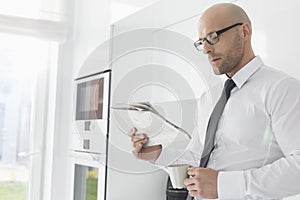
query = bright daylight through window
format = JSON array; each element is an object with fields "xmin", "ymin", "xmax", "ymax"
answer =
[{"xmin": 0, "ymin": 32, "xmax": 53, "ymax": 200}]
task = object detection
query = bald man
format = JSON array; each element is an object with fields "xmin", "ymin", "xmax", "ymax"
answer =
[{"xmin": 130, "ymin": 3, "xmax": 300, "ymax": 200}]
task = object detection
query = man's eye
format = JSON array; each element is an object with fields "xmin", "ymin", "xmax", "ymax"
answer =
[{"xmin": 208, "ymin": 33, "xmax": 217, "ymax": 40}]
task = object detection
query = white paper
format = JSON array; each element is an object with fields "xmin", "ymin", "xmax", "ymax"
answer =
[{"xmin": 111, "ymin": 102, "xmax": 191, "ymax": 146}]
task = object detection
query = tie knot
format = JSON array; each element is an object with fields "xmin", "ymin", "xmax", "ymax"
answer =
[{"xmin": 224, "ymin": 79, "xmax": 236, "ymax": 99}]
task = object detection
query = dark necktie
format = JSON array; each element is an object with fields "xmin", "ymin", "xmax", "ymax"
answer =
[
  {"xmin": 186, "ymin": 79, "xmax": 236, "ymax": 200},
  {"xmin": 200, "ymin": 79, "xmax": 236, "ymax": 167}
]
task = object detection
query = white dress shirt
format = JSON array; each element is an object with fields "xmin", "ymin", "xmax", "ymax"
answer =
[{"xmin": 155, "ymin": 56, "xmax": 300, "ymax": 199}]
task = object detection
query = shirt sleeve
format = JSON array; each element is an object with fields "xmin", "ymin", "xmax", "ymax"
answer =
[
  {"xmin": 218, "ymin": 77, "xmax": 300, "ymax": 199},
  {"xmin": 218, "ymin": 153, "xmax": 300, "ymax": 199}
]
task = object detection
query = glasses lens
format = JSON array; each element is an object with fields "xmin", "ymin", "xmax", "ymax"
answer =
[
  {"xmin": 194, "ymin": 40, "xmax": 203, "ymax": 51},
  {"xmin": 207, "ymin": 32, "xmax": 219, "ymax": 45},
  {"xmin": 194, "ymin": 32, "xmax": 219, "ymax": 51}
]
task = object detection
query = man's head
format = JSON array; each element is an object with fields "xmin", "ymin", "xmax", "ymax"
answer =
[{"xmin": 196, "ymin": 3, "xmax": 255, "ymax": 77}]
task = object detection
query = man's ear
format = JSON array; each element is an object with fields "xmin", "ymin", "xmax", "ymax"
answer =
[
  {"xmin": 242, "ymin": 23, "xmax": 252, "ymax": 40},
  {"xmin": 240, "ymin": 23, "xmax": 252, "ymax": 41}
]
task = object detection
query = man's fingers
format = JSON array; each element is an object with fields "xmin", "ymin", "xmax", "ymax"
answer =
[
  {"xmin": 129, "ymin": 127, "xmax": 149, "ymax": 157},
  {"xmin": 129, "ymin": 127, "xmax": 161, "ymax": 162},
  {"xmin": 132, "ymin": 137, "xmax": 148, "ymax": 145},
  {"xmin": 132, "ymin": 135, "xmax": 149, "ymax": 152},
  {"xmin": 187, "ymin": 166, "xmax": 201, "ymax": 176},
  {"xmin": 184, "ymin": 177, "xmax": 195, "ymax": 187},
  {"xmin": 129, "ymin": 127, "xmax": 148, "ymax": 143},
  {"xmin": 128, "ymin": 127, "xmax": 137, "ymax": 137},
  {"xmin": 132, "ymin": 137, "xmax": 148, "ymax": 149},
  {"xmin": 184, "ymin": 178, "xmax": 200, "ymax": 197},
  {"xmin": 188, "ymin": 190, "xmax": 200, "ymax": 198},
  {"xmin": 186, "ymin": 182, "xmax": 198, "ymax": 191},
  {"xmin": 131, "ymin": 133, "xmax": 148, "ymax": 143},
  {"xmin": 132, "ymin": 142, "xmax": 143, "ymax": 153}
]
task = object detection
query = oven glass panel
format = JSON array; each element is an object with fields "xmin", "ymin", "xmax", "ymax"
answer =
[
  {"xmin": 74, "ymin": 164, "xmax": 98, "ymax": 200},
  {"xmin": 76, "ymin": 78, "xmax": 104, "ymax": 120}
]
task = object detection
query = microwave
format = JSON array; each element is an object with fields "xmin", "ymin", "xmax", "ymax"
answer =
[{"xmin": 72, "ymin": 70, "xmax": 111, "ymax": 154}]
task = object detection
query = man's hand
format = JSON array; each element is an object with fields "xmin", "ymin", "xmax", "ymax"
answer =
[
  {"xmin": 184, "ymin": 167, "xmax": 219, "ymax": 199},
  {"xmin": 129, "ymin": 127, "xmax": 162, "ymax": 162}
]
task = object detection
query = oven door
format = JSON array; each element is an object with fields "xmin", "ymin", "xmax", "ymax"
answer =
[
  {"xmin": 72, "ymin": 71, "xmax": 110, "ymax": 154},
  {"xmin": 75, "ymin": 72, "xmax": 110, "ymax": 121},
  {"xmin": 71, "ymin": 156, "xmax": 106, "ymax": 200}
]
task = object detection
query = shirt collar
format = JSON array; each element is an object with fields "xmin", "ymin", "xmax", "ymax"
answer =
[{"xmin": 231, "ymin": 56, "xmax": 263, "ymax": 89}]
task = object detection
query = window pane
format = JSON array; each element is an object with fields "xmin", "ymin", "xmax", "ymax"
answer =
[{"xmin": 0, "ymin": 32, "xmax": 49, "ymax": 200}]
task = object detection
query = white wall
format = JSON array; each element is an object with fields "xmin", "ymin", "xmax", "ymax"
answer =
[
  {"xmin": 72, "ymin": 0, "xmax": 111, "ymax": 77},
  {"xmin": 236, "ymin": 0, "xmax": 300, "ymax": 78}
]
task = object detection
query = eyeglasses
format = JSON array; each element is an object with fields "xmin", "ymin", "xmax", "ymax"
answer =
[{"xmin": 194, "ymin": 23, "xmax": 243, "ymax": 51}]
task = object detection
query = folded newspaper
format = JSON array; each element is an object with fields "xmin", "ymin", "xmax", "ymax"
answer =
[{"xmin": 111, "ymin": 102, "xmax": 191, "ymax": 146}]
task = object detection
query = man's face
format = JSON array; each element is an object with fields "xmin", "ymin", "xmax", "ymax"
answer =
[{"xmin": 198, "ymin": 20, "xmax": 245, "ymax": 76}]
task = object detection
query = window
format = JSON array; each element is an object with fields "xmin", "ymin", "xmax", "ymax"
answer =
[{"xmin": 0, "ymin": 32, "xmax": 58, "ymax": 200}]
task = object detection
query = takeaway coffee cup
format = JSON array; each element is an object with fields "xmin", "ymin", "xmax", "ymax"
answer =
[{"xmin": 167, "ymin": 164, "xmax": 190, "ymax": 189}]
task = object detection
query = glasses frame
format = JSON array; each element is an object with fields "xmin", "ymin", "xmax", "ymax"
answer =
[{"xmin": 194, "ymin": 23, "xmax": 243, "ymax": 51}]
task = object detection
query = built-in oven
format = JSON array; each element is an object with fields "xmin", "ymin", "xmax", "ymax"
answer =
[
  {"xmin": 71, "ymin": 69, "xmax": 111, "ymax": 200},
  {"xmin": 72, "ymin": 70, "xmax": 111, "ymax": 154},
  {"xmin": 70, "ymin": 157, "xmax": 106, "ymax": 200}
]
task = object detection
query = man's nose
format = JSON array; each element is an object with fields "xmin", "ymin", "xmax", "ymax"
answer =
[{"xmin": 202, "ymin": 40, "xmax": 213, "ymax": 54}]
